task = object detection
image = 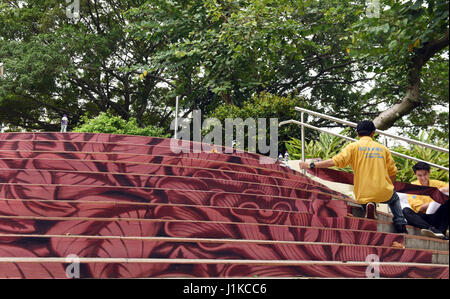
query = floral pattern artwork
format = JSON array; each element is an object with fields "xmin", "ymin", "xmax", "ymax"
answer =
[{"xmin": 0, "ymin": 133, "xmax": 448, "ymax": 278}]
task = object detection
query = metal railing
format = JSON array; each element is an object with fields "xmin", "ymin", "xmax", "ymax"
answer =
[{"xmin": 279, "ymin": 107, "xmax": 449, "ymax": 172}]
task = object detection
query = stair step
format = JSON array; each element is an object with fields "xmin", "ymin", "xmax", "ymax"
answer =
[
  {"xmin": 0, "ymin": 139, "xmax": 285, "ymax": 172},
  {"xmin": 0, "ymin": 215, "xmax": 380, "ymax": 241},
  {"xmin": 0, "ymin": 198, "xmax": 359, "ymax": 227},
  {"xmin": 0, "ymin": 154, "xmax": 315, "ymax": 192},
  {"xmin": 2, "ymin": 233, "xmax": 445, "ymax": 256},
  {"xmin": 0, "ymin": 159, "xmax": 347, "ymax": 200},
  {"xmin": 0, "ymin": 234, "xmax": 442, "ymax": 264},
  {"xmin": 0, "ymin": 257, "xmax": 447, "ymax": 278},
  {"xmin": 0, "ymin": 183, "xmax": 348, "ymax": 217},
  {"xmin": 0, "ymin": 169, "xmax": 346, "ymax": 202},
  {"xmin": 0, "ymin": 132, "xmax": 265, "ymax": 162},
  {"xmin": 404, "ymin": 235, "xmax": 449, "ymax": 251},
  {"xmin": 1, "ymin": 214, "xmax": 444, "ymax": 252}
]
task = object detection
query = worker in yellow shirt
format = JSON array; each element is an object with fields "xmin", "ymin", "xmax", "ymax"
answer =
[
  {"xmin": 402, "ymin": 162, "xmax": 449, "ymax": 239},
  {"xmin": 299, "ymin": 120, "xmax": 407, "ymax": 234}
]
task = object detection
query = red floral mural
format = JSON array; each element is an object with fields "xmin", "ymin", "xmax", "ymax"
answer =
[{"xmin": 0, "ymin": 133, "xmax": 447, "ymax": 278}]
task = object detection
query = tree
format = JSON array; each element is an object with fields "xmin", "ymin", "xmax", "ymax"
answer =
[
  {"xmin": 0, "ymin": 0, "xmax": 375, "ymax": 133},
  {"xmin": 0, "ymin": 0, "xmax": 180, "ymax": 131},
  {"xmin": 130, "ymin": 0, "xmax": 449, "ymax": 136},
  {"xmin": 135, "ymin": 0, "xmax": 371, "ymax": 110},
  {"xmin": 396, "ymin": 53, "xmax": 449, "ymax": 141},
  {"xmin": 347, "ymin": 0, "xmax": 449, "ymax": 130},
  {"xmin": 1, "ymin": 0, "xmax": 447, "ymax": 142}
]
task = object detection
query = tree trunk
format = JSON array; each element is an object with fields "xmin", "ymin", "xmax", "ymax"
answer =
[
  {"xmin": 373, "ymin": 30, "xmax": 449, "ymax": 130},
  {"xmin": 373, "ymin": 64, "xmax": 421, "ymax": 130}
]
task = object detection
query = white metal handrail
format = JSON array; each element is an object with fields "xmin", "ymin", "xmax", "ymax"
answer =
[
  {"xmin": 279, "ymin": 109, "xmax": 449, "ymax": 172},
  {"xmin": 279, "ymin": 120, "xmax": 448, "ymax": 171},
  {"xmin": 294, "ymin": 107, "xmax": 449, "ymax": 153}
]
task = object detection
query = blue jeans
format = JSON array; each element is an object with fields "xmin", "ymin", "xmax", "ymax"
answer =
[{"xmin": 362, "ymin": 190, "xmax": 407, "ymax": 226}]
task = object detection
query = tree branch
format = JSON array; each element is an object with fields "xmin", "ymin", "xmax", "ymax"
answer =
[{"xmin": 374, "ymin": 30, "xmax": 449, "ymax": 130}]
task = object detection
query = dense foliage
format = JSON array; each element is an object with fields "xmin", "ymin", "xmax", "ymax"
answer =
[{"xmin": 0, "ymin": 0, "xmax": 448, "ymax": 144}]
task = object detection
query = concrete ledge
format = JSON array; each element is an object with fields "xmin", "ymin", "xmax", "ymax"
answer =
[
  {"xmin": 433, "ymin": 253, "xmax": 449, "ymax": 265},
  {"xmin": 405, "ymin": 236, "xmax": 449, "ymax": 251}
]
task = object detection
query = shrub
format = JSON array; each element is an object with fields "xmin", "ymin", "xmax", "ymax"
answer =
[
  {"xmin": 73, "ymin": 112, "xmax": 169, "ymax": 138},
  {"xmin": 285, "ymin": 128, "xmax": 353, "ymax": 172}
]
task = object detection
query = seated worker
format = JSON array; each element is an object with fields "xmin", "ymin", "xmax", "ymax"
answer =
[
  {"xmin": 402, "ymin": 162, "xmax": 449, "ymax": 239},
  {"xmin": 299, "ymin": 120, "xmax": 408, "ymax": 234}
]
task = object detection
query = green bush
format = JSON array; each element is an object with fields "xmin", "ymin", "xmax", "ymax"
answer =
[
  {"xmin": 285, "ymin": 128, "xmax": 353, "ymax": 172},
  {"xmin": 73, "ymin": 112, "xmax": 169, "ymax": 138}
]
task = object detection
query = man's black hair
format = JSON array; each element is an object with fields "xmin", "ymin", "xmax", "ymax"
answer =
[
  {"xmin": 412, "ymin": 162, "xmax": 431, "ymax": 173},
  {"xmin": 356, "ymin": 120, "xmax": 376, "ymax": 137}
]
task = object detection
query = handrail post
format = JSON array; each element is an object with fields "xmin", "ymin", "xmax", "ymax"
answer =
[
  {"xmin": 301, "ymin": 112, "xmax": 305, "ymax": 163},
  {"xmin": 174, "ymin": 96, "xmax": 179, "ymax": 139}
]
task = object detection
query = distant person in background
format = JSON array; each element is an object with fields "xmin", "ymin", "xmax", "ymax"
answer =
[
  {"xmin": 299, "ymin": 120, "xmax": 408, "ymax": 234},
  {"xmin": 61, "ymin": 114, "xmax": 68, "ymax": 132},
  {"xmin": 402, "ymin": 162, "xmax": 449, "ymax": 239}
]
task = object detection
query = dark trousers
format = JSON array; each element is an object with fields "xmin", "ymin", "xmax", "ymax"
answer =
[
  {"xmin": 402, "ymin": 200, "xmax": 449, "ymax": 232},
  {"xmin": 362, "ymin": 190, "xmax": 407, "ymax": 226}
]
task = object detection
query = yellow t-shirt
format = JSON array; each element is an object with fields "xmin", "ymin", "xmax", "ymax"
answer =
[
  {"xmin": 407, "ymin": 180, "xmax": 449, "ymax": 213},
  {"xmin": 332, "ymin": 136, "xmax": 398, "ymax": 204}
]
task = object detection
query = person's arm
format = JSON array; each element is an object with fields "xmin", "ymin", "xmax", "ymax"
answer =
[
  {"xmin": 299, "ymin": 159, "xmax": 335, "ymax": 170},
  {"xmin": 436, "ymin": 181, "xmax": 449, "ymax": 194},
  {"xmin": 439, "ymin": 186, "xmax": 449, "ymax": 193},
  {"xmin": 419, "ymin": 203, "xmax": 430, "ymax": 213},
  {"xmin": 390, "ymin": 175, "xmax": 396, "ymax": 184}
]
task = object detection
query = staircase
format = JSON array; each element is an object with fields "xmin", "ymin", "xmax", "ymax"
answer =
[{"xmin": 0, "ymin": 132, "xmax": 447, "ymax": 278}]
